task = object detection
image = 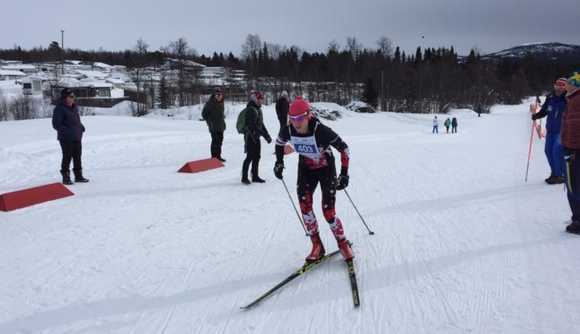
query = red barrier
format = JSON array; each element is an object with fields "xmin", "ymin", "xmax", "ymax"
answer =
[
  {"xmin": 178, "ymin": 157, "xmax": 225, "ymax": 173},
  {"xmin": 0, "ymin": 182, "xmax": 75, "ymax": 212}
]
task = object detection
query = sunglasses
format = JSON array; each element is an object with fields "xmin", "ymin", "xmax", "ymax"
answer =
[{"xmin": 289, "ymin": 111, "xmax": 308, "ymax": 122}]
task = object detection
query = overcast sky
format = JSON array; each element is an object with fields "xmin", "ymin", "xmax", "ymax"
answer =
[{"xmin": 2, "ymin": 0, "xmax": 578, "ymax": 59}]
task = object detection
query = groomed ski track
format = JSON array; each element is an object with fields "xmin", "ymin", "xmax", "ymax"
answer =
[{"xmin": 1, "ymin": 100, "xmax": 579, "ymax": 333}]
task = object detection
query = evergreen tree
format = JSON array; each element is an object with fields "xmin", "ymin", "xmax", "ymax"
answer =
[
  {"xmin": 361, "ymin": 78, "xmax": 379, "ymax": 109},
  {"xmin": 156, "ymin": 72, "xmax": 170, "ymax": 109}
]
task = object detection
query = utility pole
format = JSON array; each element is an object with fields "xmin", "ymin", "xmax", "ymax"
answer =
[{"xmin": 61, "ymin": 30, "xmax": 64, "ymax": 74}]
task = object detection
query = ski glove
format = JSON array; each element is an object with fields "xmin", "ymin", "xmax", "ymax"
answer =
[
  {"xmin": 274, "ymin": 163, "xmax": 284, "ymax": 179},
  {"xmin": 566, "ymin": 149, "xmax": 577, "ymax": 163},
  {"xmin": 336, "ymin": 167, "xmax": 349, "ymax": 190},
  {"xmin": 264, "ymin": 134, "xmax": 272, "ymax": 144},
  {"xmin": 531, "ymin": 114, "xmax": 538, "ymax": 121}
]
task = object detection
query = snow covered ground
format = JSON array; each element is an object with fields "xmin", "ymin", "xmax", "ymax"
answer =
[{"xmin": 1, "ymin": 98, "xmax": 579, "ymax": 334}]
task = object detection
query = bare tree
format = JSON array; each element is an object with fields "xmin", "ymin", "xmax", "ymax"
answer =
[
  {"xmin": 169, "ymin": 37, "xmax": 191, "ymax": 107},
  {"xmin": 0, "ymin": 88, "xmax": 7, "ymax": 121},
  {"xmin": 376, "ymin": 36, "xmax": 393, "ymax": 57},
  {"xmin": 10, "ymin": 95, "xmax": 39, "ymax": 120},
  {"xmin": 241, "ymin": 34, "xmax": 262, "ymax": 61},
  {"xmin": 126, "ymin": 38, "xmax": 150, "ymax": 116}
]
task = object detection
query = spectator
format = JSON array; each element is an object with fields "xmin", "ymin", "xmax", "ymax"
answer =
[
  {"xmin": 241, "ymin": 91, "xmax": 272, "ymax": 185},
  {"xmin": 561, "ymin": 69, "xmax": 580, "ymax": 234},
  {"xmin": 275, "ymin": 90, "xmax": 290, "ymax": 128},
  {"xmin": 451, "ymin": 117, "xmax": 458, "ymax": 133},
  {"xmin": 202, "ymin": 89, "xmax": 226, "ymax": 162},
  {"xmin": 52, "ymin": 88, "xmax": 89, "ymax": 185},
  {"xmin": 531, "ymin": 78, "xmax": 568, "ymax": 184},
  {"xmin": 444, "ymin": 118, "xmax": 451, "ymax": 133}
]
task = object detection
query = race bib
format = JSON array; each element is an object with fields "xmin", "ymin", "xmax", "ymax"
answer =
[{"xmin": 291, "ymin": 135, "xmax": 320, "ymax": 160}]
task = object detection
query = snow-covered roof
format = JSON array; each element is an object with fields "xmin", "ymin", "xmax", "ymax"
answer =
[
  {"xmin": 0, "ymin": 70, "xmax": 26, "ymax": 76},
  {"xmin": 74, "ymin": 70, "xmax": 108, "ymax": 79}
]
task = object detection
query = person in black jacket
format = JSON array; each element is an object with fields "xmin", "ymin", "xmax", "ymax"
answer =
[
  {"xmin": 275, "ymin": 90, "xmax": 289, "ymax": 128},
  {"xmin": 52, "ymin": 88, "xmax": 89, "ymax": 185},
  {"xmin": 241, "ymin": 91, "xmax": 272, "ymax": 185},
  {"xmin": 273, "ymin": 96, "xmax": 354, "ymax": 261},
  {"xmin": 202, "ymin": 89, "xmax": 226, "ymax": 162}
]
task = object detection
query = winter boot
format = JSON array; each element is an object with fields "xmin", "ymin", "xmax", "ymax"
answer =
[
  {"xmin": 545, "ymin": 173, "xmax": 557, "ymax": 184},
  {"xmin": 241, "ymin": 162, "xmax": 251, "ymax": 185},
  {"xmin": 337, "ymin": 238, "xmax": 355, "ymax": 260},
  {"xmin": 60, "ymin": 170, "xmax": 73, "ymax": 185},
  {"xmin": 566, "ymin": 220, "xmax": 580, "ymax": 235},
  {"xmin": 305, "ymin": 234, "xmax": 325, "ymax": 262},
  {"xmin": 553, "ymin": 176, "xmax": 564, "ymax": 184},
  {"xmin": 73, "ymin": 169, "xmax": 89, "ymax": 183},
  {"xmin": 251, "ymin": 170, "xmax": 265, "ymax": 183},
  {"xmin": 216, "ymin": 147, "xmax": 226, "ymax": 162}
]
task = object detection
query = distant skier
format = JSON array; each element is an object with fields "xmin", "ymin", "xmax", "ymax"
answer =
[
  {"xmin": 451, "ymin": 117, "xmax": 458, "ymax": 133},
  {"xmin": 444, "ymin": 118, "xmax": 451, "ymax": 133},
  {"xmin": 432, "ymin": 116, "xmax": 439, "ymax": 133},
  {"xmin": 531, "ymin": 77, "xmax": 568, "ymax": 184},
  {"xmin": 273, "ymin": 96, "xmax": 354, "ymax": 261}
]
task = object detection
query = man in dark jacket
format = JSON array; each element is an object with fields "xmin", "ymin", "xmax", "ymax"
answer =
[
  {"xmin": 202, "ymin": 89, "xmax": 226, "ymax": 162},
  {"xmin": 561, "ymin": 69, "xmax": 580, "ymax": 234},
  {"xmin": 52, "ymin": 88, "xmax": 88, "ymax": 185},
  {"xmin": 532, "ymin": 78, "xmax": 568, "ymax": 184},
  {"xmin": 275, "ymin": 90, "xmax": 289, "ymax": 128},
  {"xmin": 241, "ymin": 91, "xmax": 272, "ymax": 184}
]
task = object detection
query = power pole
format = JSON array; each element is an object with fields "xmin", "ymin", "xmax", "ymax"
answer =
[{"xmin": 61, "ymin": 30, "xmax": 64, "ymax": 74}]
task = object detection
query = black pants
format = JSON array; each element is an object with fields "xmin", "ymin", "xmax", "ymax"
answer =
[
  {"xmin": 210, "ymin": 131, "xmax": 224, "ymax": 158},
  {"xmin": 278, "ymin": 116, "xmax": 288, "ymax": 129},
  {"xmin": 567, "ymin": 159, "xmax": 580, "ymax": 221},
  {"xmin": 59, "ymin": 140, "xmax": 82, "ymax": 171},
  {"xmin": 242, "ymin": 135, "xmax": 261, "ymax": 177}
]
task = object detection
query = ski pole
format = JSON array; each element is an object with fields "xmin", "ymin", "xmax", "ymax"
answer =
[
  {"xmin": 525, "ymin": 119, "xmax": 536, "ymax": 182},
  {"xmin": 281, "ymin": 178, "xmax": 309, "ymax": 236},
  {"xmin": 343, "ymin": 189, "xmax": 375, "ymax": 235}
]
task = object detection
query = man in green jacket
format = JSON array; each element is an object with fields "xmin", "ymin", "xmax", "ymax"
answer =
[{"xmin": 202, "ymin": 89, "xmax": 226, "ymax": 162}]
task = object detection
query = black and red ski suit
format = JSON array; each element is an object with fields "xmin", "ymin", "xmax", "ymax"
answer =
[{"xmin": 275, "ymin": 117, "xmax": 350, "ymax": 239}]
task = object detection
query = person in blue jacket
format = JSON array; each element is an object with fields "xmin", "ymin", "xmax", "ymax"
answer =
[
  {"xmin": 52, "ymin": 88, "xmax": 89, "ymax": 185},
  {"xmin": 532, "ymin": 77, "xmax": 568, "ymax": 184}
]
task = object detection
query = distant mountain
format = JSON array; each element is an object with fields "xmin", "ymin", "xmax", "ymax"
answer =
[{"xmin": 480, "ymin": 42, "xmax": 580, "ymax": 62}]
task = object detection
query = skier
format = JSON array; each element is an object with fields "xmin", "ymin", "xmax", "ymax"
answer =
[
  {"xmin": 273, "ymin": 96, "xmax": 354, "ymax": 261},
  {"xmin": 444, "ymin": 118, "xmax": 451, "ymax": 133},
  {"xmin": 561, "ymin": 69, "xmax": 580, "ymax": 234},
  {"xmin": 202, "ymin": 89, "xmax": 226, "ymax": 162},
  {"xmin": 451, "ymin": 117, "xmax": 458, "ymax": 133},
  {"xmin": 241, "ymin": 90, "xmax": 272, "ymax": 185},
  {"xmin": 531, "ymin": 77, "xmax": 568, "ymax": 184},
  {"xmin": 432, "ymin": 116, "xmax": 439, "ymax": 133}
]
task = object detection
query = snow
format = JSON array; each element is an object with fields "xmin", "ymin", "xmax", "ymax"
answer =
[{"xmin": 1, "ymin": 97, "xmax": 580, "ymax": 333}]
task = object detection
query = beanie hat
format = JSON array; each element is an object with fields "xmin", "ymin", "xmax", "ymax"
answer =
[
  {"xmin": 567, "ymin": 70, "xmax": 580, "ymax": 88},
  {"xmin": 289, "ymin": 96, "xmax": 311, "ymax": 120},
  {"xmin": 60, "ymin": 88, "xmax": 73, "ymax": 99},
  {"xmin": 554, "ymin": 77, "xmax": 567, "ymax": 88},
  {"xmin": 214, "ymin": 88, "xmax": 222, "ymax": 95},
  {"xmin": 253, "ymin": 90, "xmax": 263, "ymax": 100},
  {"xmin": 281, "ymin": 90, "xmax": 288, "ymax": 98}
]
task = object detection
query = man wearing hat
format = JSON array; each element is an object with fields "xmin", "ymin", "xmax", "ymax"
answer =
[
  {"xmin": 531, "ymin": 77, "xmax": 568, "ymax": 184},
  {"xmin": 561, "ymin": 69, "xmax": 580, "ymax": 234},
  {"xmin": 275, "ymin": 90, "xmax": 289, "ymax": 128},
  {"xmin": 273, "ymin": 96, "xmax": 354, "ymax": 261},
  {"xmin": 202, "ymin": 89, "xmax": 226, "ymax": 162},
  {"xmin": 52, "ymin": 88, "xmax": 89, "ymax": 185}
]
